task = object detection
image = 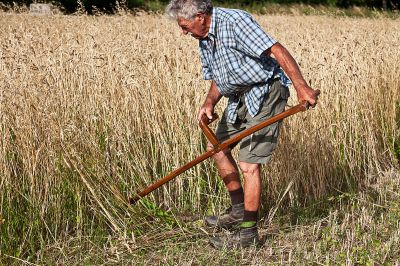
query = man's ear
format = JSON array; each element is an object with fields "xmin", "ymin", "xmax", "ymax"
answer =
[{"xmin": 196, "ymin": 13, "xmax": 205, "ymax": 23}]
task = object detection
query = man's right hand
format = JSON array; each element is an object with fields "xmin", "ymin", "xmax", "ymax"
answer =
[
  {"xmin": 197, "ymin": 102, "xmax": 215, "ymax": 122},
  {"xmin": 198, "ymin": 80, "xmax": 222, "ymax": 122}
]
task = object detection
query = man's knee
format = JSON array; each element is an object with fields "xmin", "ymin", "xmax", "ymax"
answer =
[
  {"xmin": 238, "ymin": 161, "xmax": 261, "ymax": 175},
  {"xmin": 207, "ymin": 143, "xmax": 231, "ymax": 161}
]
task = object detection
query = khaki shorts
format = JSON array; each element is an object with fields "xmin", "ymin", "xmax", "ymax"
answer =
[{"xmin": 215, "ymin": 79, "xmax": 290, "ymax": 164}]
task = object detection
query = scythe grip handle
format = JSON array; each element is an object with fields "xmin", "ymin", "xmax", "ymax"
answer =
[
  {"xmin": 200, "ymin": 113, "xmax": 219, "ymax": 125},
  {"xmin": 199, "ymin": 113, "xmax": 220, "ymax": 147}
]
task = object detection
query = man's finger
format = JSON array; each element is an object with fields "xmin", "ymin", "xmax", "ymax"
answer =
[
  {"xmin": 311, "ymin": 99, "xmax": 318, "ymax": 108},
  {"xmin": 312, "ymin": 90, "xmax": 320, "ymax": 107},
  {"xmin": 206, "ymin": 110, "xmax": 213, "ymax": 120},
  {"xmin": 197, "ymin": 110, "xmax": 205, "ymax": 121}
]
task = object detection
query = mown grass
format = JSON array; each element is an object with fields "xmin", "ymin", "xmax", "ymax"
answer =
[
  {"xmin": 34, "ymin": 170, "xmax": 400, "ymax": 265},
  {"xmin": 0, "ymin": 9, "xmax": 399, "ymax": 265}
]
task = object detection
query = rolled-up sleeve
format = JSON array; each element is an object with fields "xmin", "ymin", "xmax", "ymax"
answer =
[
  {"xmin": 201, "ymin": 63, "xmax": 213, "ymax": 80},
  {"xmin": 234, "ymin": 14, "xmax": 277, "ymax": 58}
]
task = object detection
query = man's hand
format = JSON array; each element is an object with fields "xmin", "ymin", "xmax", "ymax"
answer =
[
  {"xmin": 198, "ymin": 80, "xmax": 222, "ymax": 121},
  {"xmin": 296, "ymin": 85, "xmax": 320, "ymax": 108},
  {"xmin": 198, "ymin": 102, "xmax": 215, "ymax": 121}
]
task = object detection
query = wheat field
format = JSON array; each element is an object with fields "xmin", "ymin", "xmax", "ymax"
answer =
[{"xmin": 0, "ymin": 11, "xmax": 399, "ymax": 264}]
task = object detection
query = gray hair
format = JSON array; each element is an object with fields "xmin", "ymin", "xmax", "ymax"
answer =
[{"xmin": 166, "ymin": 0, "xmax": 213, "ymax": 20}]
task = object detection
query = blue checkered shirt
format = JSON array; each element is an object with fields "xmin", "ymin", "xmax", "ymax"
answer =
[{"xmin": 199, "ymin": 8, "xmax": 291, "ymax": 123}]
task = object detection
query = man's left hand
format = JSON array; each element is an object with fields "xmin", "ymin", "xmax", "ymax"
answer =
[{"xmin": 296, "ymin": 85, "xmax": 320, "ymax": 108}]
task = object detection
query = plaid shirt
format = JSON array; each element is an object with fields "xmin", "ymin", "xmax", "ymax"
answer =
[{"xmin": 199, "ymin": 8, "xmax": 291, "ymax": 123}]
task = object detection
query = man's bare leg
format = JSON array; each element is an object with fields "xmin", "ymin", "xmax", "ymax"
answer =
[
  {"xmin": 209, "ymin": 143, "xmax": 261, "ymax": 213},
  {"xmin": 208, "ymin": 159, "xmax": 261, "ymax": 248},
  {"xmin": 210, "ymin": 145, "xmax": 242, "ymax": 191},
  {"xmin": 204, "ymin": 146, "xmax": 244, "ymax": 228},
  {"xmin": 238, "ymin": 162, "xmax": 261, "ymax": 224}
]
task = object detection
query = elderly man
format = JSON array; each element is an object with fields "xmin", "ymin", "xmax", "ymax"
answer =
[{"xmin": 166, "ymin": 0, "xmax": 319, "ymax": 248}]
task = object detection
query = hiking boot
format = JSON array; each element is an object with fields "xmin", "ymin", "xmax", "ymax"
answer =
[
  {"xmin": 205, "ymin": 203, "xmax": 244, "ymax": 229},
  {"xmin": 209, "ymin": 224, "xmax": 260, "ymax": 249}
]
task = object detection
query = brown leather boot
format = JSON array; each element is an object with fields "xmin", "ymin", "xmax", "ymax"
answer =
[
  {"xmin": 209, "ymin": 224, "xmax": 260, "ymax": 249},
  {"xmin": 204, "ymin": 203, "xmax": 244, "ymax": 229}
]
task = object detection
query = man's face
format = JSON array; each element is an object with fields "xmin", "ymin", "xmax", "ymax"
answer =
[{"xmin": 177, "ymin": 14, "xmax": 208, "ymax": 40}]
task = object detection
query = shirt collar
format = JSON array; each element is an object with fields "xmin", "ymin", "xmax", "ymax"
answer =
[{"xmin": 207, "ymin": 7, "xmax": 217, "ymax": 39}]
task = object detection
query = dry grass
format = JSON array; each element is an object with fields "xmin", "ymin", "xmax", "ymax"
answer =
[{"xmin": 0, "ymin": 11, "xmax": 399, "ymax": 264}]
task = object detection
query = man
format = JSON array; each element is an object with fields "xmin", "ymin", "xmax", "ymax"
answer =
[{"xmin": 166, "ymin": 0, "xmax": 320, "ymax": 249}]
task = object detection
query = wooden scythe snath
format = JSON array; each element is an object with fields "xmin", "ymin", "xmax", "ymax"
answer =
[{"xmin": 129, "ymin": 101, "xmax": 310, "ymax": 204}]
